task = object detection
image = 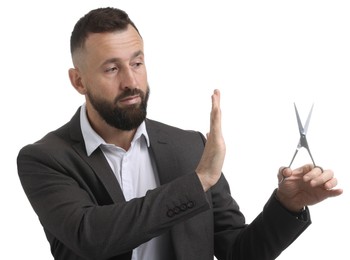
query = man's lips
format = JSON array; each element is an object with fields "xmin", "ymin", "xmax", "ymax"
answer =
[{"xmin": 118, "ymin": 95, "xmax": 141, "ymax": 105}]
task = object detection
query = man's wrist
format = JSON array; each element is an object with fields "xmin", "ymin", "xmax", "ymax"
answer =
[
  {"xmin": 288, "ymin": 206, "xmax": 307, "ymax": 221},
  {"xmin": 275, "ymin": 189, "xmax": 305, "ymax": 213}
]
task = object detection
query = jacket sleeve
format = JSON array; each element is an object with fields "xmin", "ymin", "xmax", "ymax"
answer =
[
  {"xmin": 212, "ymin": 178, "xmax": 311, "ymax": 260},
  {"xmin": 17, "ymin": 141, "xmax": 211, "ymax": 259}
]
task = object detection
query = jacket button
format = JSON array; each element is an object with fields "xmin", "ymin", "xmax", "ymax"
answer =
[
  {"xmin": 180, "ymin": 204, "xmax": 187, "ymax": 211},
  {"xmin": 187, "ymin": 201, "xmax": 195, "ymax": 208},
  {"xmin": 167, "ymin": 209, "xmax": 175, "ymax": 217},
  {"xmin": 174, "ymin": 206, "xmax": 181, "ymax": 214}
]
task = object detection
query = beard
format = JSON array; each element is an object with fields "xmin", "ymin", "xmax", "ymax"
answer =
[{"xmin": 87, "ymin": 86, "xmax": 150, "ymax": 131}]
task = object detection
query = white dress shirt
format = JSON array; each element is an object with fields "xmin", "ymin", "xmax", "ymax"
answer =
[{"xmin": 80, "ymin": 104, "xmax": 172, "ymax": 260}]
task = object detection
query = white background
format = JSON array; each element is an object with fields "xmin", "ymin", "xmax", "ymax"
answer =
[{"xmin": 1, "ymin": 0, "xmax": 349, "ymax": 259}]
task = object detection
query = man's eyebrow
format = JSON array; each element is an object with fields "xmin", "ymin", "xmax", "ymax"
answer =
[
  {"xmin": 102, "ymin": 50, "xmax": 144, "ymax": 66},
  {"xmin": 132, "ymin": 50, "xmax": 144, "ymax": 59}
]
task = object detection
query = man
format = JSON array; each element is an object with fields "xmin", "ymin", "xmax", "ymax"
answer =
[{"xmin": 17, "ymin": 7, "xmax": 342, "ymax": 260}]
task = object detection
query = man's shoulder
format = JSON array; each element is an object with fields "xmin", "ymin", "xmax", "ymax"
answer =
[
  {"xmin": 18, "ymin": 123, "xmax": 72, "ymax": 157},
  {"xmin": 18, "ymin": 108, "xmax": 81, "ymax": 155}
]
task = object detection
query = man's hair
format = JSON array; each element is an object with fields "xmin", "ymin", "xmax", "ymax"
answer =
[{"xmin": 70, "ymin": 7, "xmax": 140, "ymax": 56}]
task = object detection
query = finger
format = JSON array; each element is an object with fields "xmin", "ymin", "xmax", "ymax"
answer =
[
  {"xmin": 309, "ymin": 169, "xmax": 334, "ymax": 187},
  {"xmin": 212, "ymin": 89, "xmax": 221, "ymax": 111},
  {"xmin": 323, "ymin": 177, "xmax": 338, "ymax": 190},
  {"xmin": 211, "ymin": 89, "xmax": 221, "ymax": 124},
  {"xmin": 294, "ymin": 164, "xmax": 313, "ymax": 175},
  {"xmin": 278, "ymin": 166, "xmax": 292, "ymax": 178},
  {"xmin": 314, "ymin": 166, "xmax": 324, "ymax": 173},
  {"xmin": 304, "ymin": 166, "xmax": 328, "ymax": 183},
  {"xmin": 277, "ymin": 166, "xmax": 292, "ymax": 183},
  {"xmin": 209, "ymin": 89, "xmax": 222, "ymax": 137},
  {"xmin": 324, "ymin": 187, "xmax": 343, "ymax": 197}
]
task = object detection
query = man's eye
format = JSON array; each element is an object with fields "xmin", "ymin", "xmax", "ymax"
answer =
[
  {"xmin": 133, "ymin": 62, "xmax": 143, "ymax": 68},
  {"xmin": 105, "ymin": 67, "xmax": 118, "ymax": 72}
]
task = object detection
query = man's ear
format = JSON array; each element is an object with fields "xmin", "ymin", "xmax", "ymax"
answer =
[{"xmin": 68, "ymin": 68, "xmax": 86, "ymax": 95}]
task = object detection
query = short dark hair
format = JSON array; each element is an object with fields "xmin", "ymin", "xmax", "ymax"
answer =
[{"xmin": 70, "ymin": 7, "xmax": 140, "ymax": 55}]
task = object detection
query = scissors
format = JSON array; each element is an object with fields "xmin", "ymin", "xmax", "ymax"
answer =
[{"xmin": 288, "ymin": 103, "xmax": 316, "ymax": 168}]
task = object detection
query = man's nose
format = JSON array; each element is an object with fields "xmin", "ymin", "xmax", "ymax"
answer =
[{"xmin": 120, "ymin": 67, "xmax": 137, "ymax": 90}]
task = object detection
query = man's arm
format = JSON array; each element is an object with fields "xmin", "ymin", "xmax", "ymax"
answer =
[{"xmin": 17, "ymin": 144, "xmax": 210, "ymax": 259}]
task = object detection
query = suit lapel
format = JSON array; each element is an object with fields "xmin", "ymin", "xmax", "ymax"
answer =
[
  {"xmin": 145, "ymin": 119, "xmax": 181, "ymax": 185},
  {"xmin": 77, "ymin": 144, "xmax": 125, "ymax": 203},
  {"xmin": 69, "ymin": 108, "xmax": 125, "ymax": 203}
]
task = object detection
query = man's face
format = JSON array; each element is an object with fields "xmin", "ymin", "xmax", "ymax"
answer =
[{"xmin": 74, "ymin": 25, "xmax": 149, "ymax": 130}]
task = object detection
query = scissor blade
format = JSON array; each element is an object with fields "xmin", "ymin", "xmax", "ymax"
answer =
[
  {"xmin": 289, "ymin": 103, "xmax": 316, "ymax": 168},
  {"xmin": 303, "ymin": 103, "xmax": 314, "ymax": 135},
  {"xmin": 294, "ymin": 103, "xmax": 304, "ymax": 135}
]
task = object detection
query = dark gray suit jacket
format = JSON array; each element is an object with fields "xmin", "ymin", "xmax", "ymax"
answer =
[{"xmin": 17, "ymin": 107, "xmax": 311, "ymax": 260}]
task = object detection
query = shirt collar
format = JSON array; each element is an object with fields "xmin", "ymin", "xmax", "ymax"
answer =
[{"xmin": 80, "ymin": 103, "xmax": 150, "ymax": 156}]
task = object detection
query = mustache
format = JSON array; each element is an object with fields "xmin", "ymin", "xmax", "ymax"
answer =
[{"xmin": 114, "ymin": 88, "xmax": 144, "ymax": 103}]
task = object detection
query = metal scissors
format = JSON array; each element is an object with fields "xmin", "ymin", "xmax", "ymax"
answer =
[{"xmin": 288, "ymin": 103, "xmax": 316, "ymax": 168}]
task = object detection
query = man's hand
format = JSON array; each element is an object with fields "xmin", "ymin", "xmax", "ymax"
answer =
[
  {"xmin": 196, "ymin": 89, "xmax": 226, "ymax": 191},
  {"xmin": 276, "ymin": 164, "xmax": 343, "ymax": 212}
]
